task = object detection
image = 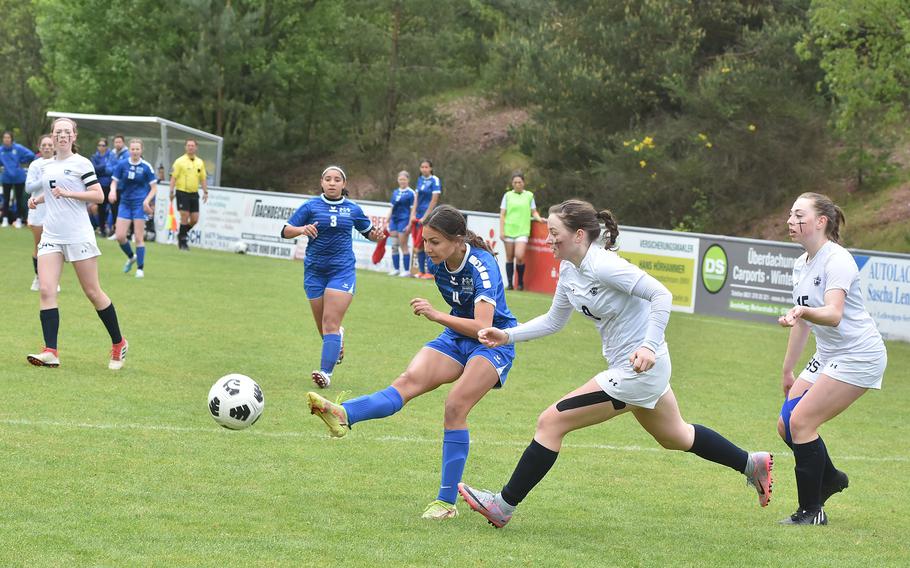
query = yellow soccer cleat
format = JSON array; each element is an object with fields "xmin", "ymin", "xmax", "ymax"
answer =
[
  {"xmin": 306, "ymin": 391, "xmax": 349, "ymax": 438},
  {"xmin": 421, "ymin": 500, "xmax": 458, "ymax": 520}
]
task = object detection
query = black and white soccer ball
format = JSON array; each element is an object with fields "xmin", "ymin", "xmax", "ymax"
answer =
[
  {"xmin": 207, "ymin": 374, "xmax": 264, "ymax": 430},
  {"xmin": 231, "ymin": 240, "xmax": 248, "ymax": 254}
]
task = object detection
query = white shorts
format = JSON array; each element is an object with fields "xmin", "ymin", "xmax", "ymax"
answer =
[
  {"xmin": 595, "ymin": 350, "xmax": 672, "ymax": 409},
  {"xmin": 798, "ymin": 351, "xmax": 887, "ymax": 390},
  {"xmin": 37, "ymin": 241, "xmax": 102, "ymax": 263},
  {"xmin": 28, "ymin": 203, "xmax": 46, "ymax": 226},
  {"xmin": 502, "ymin": 236, "xmax": 529, "ymax": 244}
]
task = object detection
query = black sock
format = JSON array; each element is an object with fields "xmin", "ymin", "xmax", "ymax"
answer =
[
  {"xmin": 96, "ymin": 303, "xmax": 123, "ymax": 344},
  {"xmin": 517, "ymin": 263, "xmax": 526, "ymax": 287},
  {"xmin": 500, "ymin": 439, "xmax": 559, "ymax": 506},
  {"xmin": 505, "ymin": 262, "xmax": 514, "ymax": 287},
  {"xmin": 793, "ymin": 437, "xmax": 825, "ymax": 511},
  {"xmin": 179, "ymin": 224, "xmax": 189, "ymax": 243},
  {"xmin": 40, "ymin": 308, "xmax": 60, "ymax": 350},
  {"xmin": 785, "ymin": 435, "xmax": 838, "ymax": 484},
  {"xmin": 687, "ymin": 424, "xmax": 749, "ymax": 473},
  {"xmin": 32, "ymin": 256, "xmax": 38, "ymax": 274}
]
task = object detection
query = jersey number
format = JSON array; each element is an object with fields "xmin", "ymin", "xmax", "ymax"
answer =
[
  {"xmin": 805, "ymin": 357, "xmax": 820, "ymax": 373},
  {"xmin": 581, "ymin": 305, "xmax": 602, "ymax": 321},
  {"xmin": 49, "ymin": 180, "xmax": 56, "ymax": 189},
  {"xmin": 330, "ymin": 215, "xmax": 337, "ymax": 227},
  {"xmin": 452, "ymin": 291, "xmax": 461, "ymax": 304},
  {"xmin": 796, "ymin": 295, "xmax": 809, "ymax": 307}
]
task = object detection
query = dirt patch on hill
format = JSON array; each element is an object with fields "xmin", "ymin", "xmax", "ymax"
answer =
[{"xmin": 435, "ymin": 96, "xmax": 530, "ymax": 153}]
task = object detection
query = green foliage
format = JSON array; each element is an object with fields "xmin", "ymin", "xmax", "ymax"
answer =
[
  {"xmin": 0, "ymin": 0, "xmax": 50, "ymax": 145},
  {"xmin": 797, "ymin": 0, "xmax": 910, "ymax": 187}
]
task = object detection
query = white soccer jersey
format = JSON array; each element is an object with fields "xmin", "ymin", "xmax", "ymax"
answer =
[
  {"xmin": 26, "ymin": 157, "xmax": 48, "ymax": 196},
  {"xmin": 39, "ymin": 154, "xmax": 99, "ymax": 244},
  {"xmin": 510, "ymin": 245, "xmax": 668, "ymax": 367},
  {"xmin": 792, "ymin": 241, "xmax": 884, "ymax": 359}
]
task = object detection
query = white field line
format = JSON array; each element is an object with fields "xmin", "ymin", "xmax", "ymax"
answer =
[{"xmin": 1, "ymin": 417, "xmax": 906, "ymax": 463}]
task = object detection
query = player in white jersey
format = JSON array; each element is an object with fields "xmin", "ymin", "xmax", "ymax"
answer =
[
  {"xmin": 24, "ymin": 134, "xmax": 55, "ymax": 291},
  {"xmin": 458, "ymin": 200, "xmax": 773, "ymax": 528},
  {"xmin": 25, "ymin": 117, "xmax": 128, "ymax": 370},
  {"xmin": 776, "ymin": 192, "xmax": 887, "ymax": 526}
]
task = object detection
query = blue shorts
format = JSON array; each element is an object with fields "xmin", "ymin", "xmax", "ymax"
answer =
[
  {"xmin": 118, "ymin": 201, "xmax": 148, "ymax": 221},
  {"xmin": 425, "ymin": 329, "xmax": 515, "ymax": 388},
  {"xmin": 304, "ymin": 267, "xmax": 356, "ymax": 300},
  {"xmin": 389, "ymin": 217, "xmax": 411, "ymax": 233}
]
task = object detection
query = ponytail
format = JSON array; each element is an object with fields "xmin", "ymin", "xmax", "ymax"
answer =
[
  {"xmin": 597, "ymin": 209, "xmax": 619, "ymax": 250},
  {"xmin": 424, "ymin": 205, "xmax": 495, "ymax": 255},
  {"xmin": 465, "ymin": 230, "xmax": 494, "ymax": 254},
  {"xmin": 799, "ymin": 192, "xmax": 846, "ymax": 244}
]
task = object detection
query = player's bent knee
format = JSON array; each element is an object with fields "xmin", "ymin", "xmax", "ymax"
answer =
[
  {"xmin": 788, "ymin": 411, "xmax": 817, "ymax": 440},
  {"xmin": 776, "ymin": 417, "xmax": 787, "ymax": 440},
  {"xmin": 443, "ymin": 397, "xmax": 471, "ymax": 424}
]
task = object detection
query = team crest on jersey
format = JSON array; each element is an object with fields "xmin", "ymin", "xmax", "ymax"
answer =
[
  {"xmin": 63, "ymin": 169, "xmax": 72, "ymax": 175},
  {"xmin": 813, "ymin": 276, "xmax": 821, "ymax": 286},
  {"xmin": 590, "ymin": 287, "xmax": 599, "ymax": 296},
  {"xmin": 461, "ymin": 276, "xmax": 473, "ymax": 286}
]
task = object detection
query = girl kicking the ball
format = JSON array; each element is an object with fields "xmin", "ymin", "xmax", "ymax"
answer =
[
  {"xmin": 458, "ymin": 199, "xmax": 772, "ymax": 528},
  {"xmin": 307, "ymin": 205, "xmax": 518, "ymax": 521},
  {"xmin": 775, "ymin": 193, "xmax": 887, "ymax": 526}
]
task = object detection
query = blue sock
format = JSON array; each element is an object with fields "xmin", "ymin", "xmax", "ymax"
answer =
[
  {"xmin": 342, "ymin": 386, "xmax": 404, "ymax": 426},
  {"xmin": 438, "ymin": 429, "xmax": 470, "ymax": 504},
  {"xmin": 418, "ymin": 251, "xmax": 427, "ymax": 272},
  {"xmin": 403, "ymin": 253, "xmax": 411, "ymax": 273},
  {"xmin": 320, "ymin": 333, "xmax": 341, "ymax": 374},
  {"xmin": 136, "ymin": 246, "xmax": 146, "ymax": 269},
  {"xmin": 392, "ymin": 252, "xmax": 400, "ymax": 271},
  {"xmin": 119, "ymin": 242, "xmax": 134, "ymax": 258}
]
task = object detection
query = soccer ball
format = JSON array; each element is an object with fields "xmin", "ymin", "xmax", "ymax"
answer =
[
  {"xmin": 231, "ymin": 240, "xmax": 248, "ymax": 254},
  {"xmin": 207, "ymin": 374, "xmax": 264, "ymax": 430}
]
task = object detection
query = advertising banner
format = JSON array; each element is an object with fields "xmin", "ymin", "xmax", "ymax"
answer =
[
  {"xmin": 616, "ymin": 229, "xmax": 700, "ymax": 313},
  {"xmin": 854, "ymin": 254, "xmax": 910, "ymax": 342},
  {"xmin": 695, "ymin": 238, "xmax": 803, "ymax": 323}
]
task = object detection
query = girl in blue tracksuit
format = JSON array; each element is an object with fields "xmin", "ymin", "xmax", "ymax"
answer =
[
  {"xmin": 1, "ymin": 131, "xmax": 36, "ymax": 227},
  {"xmin": 91, "ymin": 137, "xmax": 116, "ymax": 235}
]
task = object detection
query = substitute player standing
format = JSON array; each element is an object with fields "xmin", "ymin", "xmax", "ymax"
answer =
[
  {"xmin": 776, "ymin": 192, "xmax": 887, "ymax": 526},
  {"xmin": 458, "ymin": 199, "xmax": 772, "ymax": 528},
  {"xmin": 110, "ymin": 139, "xmax": 158, "ymax": 278},
  {"xmin": 385, "ymin": 170, "xmax": 416, "ymax": 277},
  {"xmin": 307, "ymin": 205, "xmax": 518, "ymax": 520},
  {"xmin": 410, "ymin": 159, "xmax": 441, "ymax": 278},
  {"xmin": 281, "ymin": 166, "xmax": 385, "ymax": 388},
  {"xmin": 169, "ymin": 139, "xmax": 208, "ymax": 250},
  {"xmin": 26, "ymin": 117, "xmax": 127, "ymax": 370}
]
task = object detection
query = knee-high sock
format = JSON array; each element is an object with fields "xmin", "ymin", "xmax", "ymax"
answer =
[
  {"xmin": 342, "ymin": 386, "xmax": 403, "ymax": 426},
  {"xmin": 781, "ymin": 396, "xmax": 839, "ymax": 483},
  {"xmin": 506, "ymin": 262, "xmax": 514, "ymax": 287},
  {"xmin": 418, "ymin": 251, "xmax": 427, "ymax": 273},
  {"xmin": 320, "ymin": 333, "xmax": 341, "ymax": 374},
  {"xmin": 500, "ymin": 439, "xmax": 559, "ymax": 506},
  {"xmin": 136, "ymin": 246, "xmax": 145, "ymax": 269},
  {"xmin": 392, "ymin": 252, "xmax": 400, "ymax": 271},
  {"xmin": 793, "ymin": 437, "xmax": 825, "ymax": 511},
  {"xmin": 32, "ymin": 256, "xmax": 38, "ymax": 274},
  {"xmin": 517, "ymin": 263, "xmax": 526, "ymax": 287},
  {"xmin": 402, "ymin": 253, "xmax": 411, "ymax": 273},
  {"xmin": 425, "ymin": 256, "xmax": 435, "ymax": 274},
  {"xmin": 438, "ymin": 429, "xmax": 470, "ymax": 504},
  {"xmin": 96, "ymin": 303, "xmax": 123, "ymax": 344},
  {"xmin": 687, "ymin": 424, "xmax": 749, "ymax": 473},
  {"xmin": 119, "ymin": 242, "xmax": 134, "ymax": 259},
  {"xmin": 40, "ymin": 308, "xmax": 60, "ymax": 350}
]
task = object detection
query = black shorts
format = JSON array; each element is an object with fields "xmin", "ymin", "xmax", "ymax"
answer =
[{"xmin": 176, "ymin": 191, "xmax": 200, "ymax": 213}]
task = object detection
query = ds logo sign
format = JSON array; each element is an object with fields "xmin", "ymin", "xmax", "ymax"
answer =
[{"xmin": 702, "ymin": 244, "xmax": 728, "ymax": 294}]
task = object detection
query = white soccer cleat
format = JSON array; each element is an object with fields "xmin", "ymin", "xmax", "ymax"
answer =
[
  {"xmin": 387, "ymin": 269, "xmax": 400, "ymax": 276},
  {"xmin": 13, "ymin": 219, "xmax": 23, "ymax": 229},
  {"xmin": 31, "ymin": 276, "xmax": 39, "ymax": 291},
  {"xmin": 109, "ymin": 339, "xmax": 128, "ymax": 370},
  {"xmin": 136, "ymin": 269, "xmax": 144, "ymax": 278},
  {"xmin": 311, "ymin": 370, "xmax": 331, "ymax": 389},
  {"xmin": 1, "ymin": 218, "xmax": 8, "ymax": 228},
  {"xmin": 27, "ymin": 349, "xmax": 60, "ymax": 367},
  {"xmin": 399, "ymin": 270, "xmax": 412, "ymax": 278}
]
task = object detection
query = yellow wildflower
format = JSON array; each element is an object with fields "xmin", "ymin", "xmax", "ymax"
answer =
[
  {"xmin": 642, "ymin": 136, "xmax": 654, "ymax": 147},
  {"xmin": 705, "ymin": 142, "xmax": 713, "ymax": 149},
  {"xmin": 748, "ymin": 124, "xmax": 757, "ymax": 132},
  {"xmin": 697, "ymin": 133, "xmax": 708, "ymax": 141},
  {"xmin": 721, "ymin": 67, "xmax": 731, "ymax": 73},
  {"xmin": 623, "ymin": 140, "xmax": 631, "ymax": 147},
  {"xmin": 639, "ymin": 160, "xmax": 647, "ymax": 168},
  {"xmin": 633, "ymin": 144, "xmax": 642, "ymax": 152}
]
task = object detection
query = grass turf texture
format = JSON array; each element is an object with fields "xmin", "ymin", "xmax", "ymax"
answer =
[{"xmin": 1, "ymin": 228, "xmax": 907, "ymax": 567}]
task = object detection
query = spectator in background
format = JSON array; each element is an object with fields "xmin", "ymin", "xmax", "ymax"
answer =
[
  {"xmin": 111, "ymin": 134, "xmax": 129, "ymax": 162},
  {"xmin": 1, "ymin": 130, "xmax": 36, "ymax": 228},
  {"xmin": 410, "ymin": 159, "xmax": 442, "ymax": 279},
  {"xmin": 90, "ymin": 137, "xmax": 115, "ymax": 236},
  {"xmin": 169, "ymin": 139, "xmax": 208, "ymax": 251},
  {"xmin": 105, "ymin": 134, "xmax": 129, "ymax": 238},
  {"xmin": 499, "ymin": 171, "xmax": 543, "ymax": 291},
  {"xmin": 385, "ymin": 170, "xmax": 416, "ymax": 277}
]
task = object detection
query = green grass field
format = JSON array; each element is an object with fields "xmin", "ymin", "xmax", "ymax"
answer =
[{"xmin": 1, "ymin": 229, "xmax": 908, "ymax": 567}]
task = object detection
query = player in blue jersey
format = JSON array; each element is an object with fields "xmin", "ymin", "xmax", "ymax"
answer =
[
  {"xmin": 409, "ymin": 159, "xmax": 442, "ymax": 279},
  {"xmin": 110, "ymin": 139, "xmax": 158, "ymax": 279},
  {"xmin": 282, "ymin": 166, "xmax": 385, "ymax": 389},
  {"xmin": 307, "ymin": 204, "xmax": 518, "ymax": 521},
  {"xmin": 385, "ymin": 170, "xmax": 416, "ymax": 277}
]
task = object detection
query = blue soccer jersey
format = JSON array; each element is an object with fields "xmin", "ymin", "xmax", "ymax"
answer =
[
  {"xmin": 390, "ymin": 187, "xmax": 415, "ymax": 225},
  {"xmin": 112, "ymin": 159, "xmax": 157, "ymax": 203},
  {"xmin": 415, "ymin": 175, "xmax": 441, "ymax": 218},
  {"xmin": 286, "ymin": 194, "xmax": 373, "ymax": 272},
  {"xmin": 433, "ymin": 244, "xmax": 517, "ymax": 338}
]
